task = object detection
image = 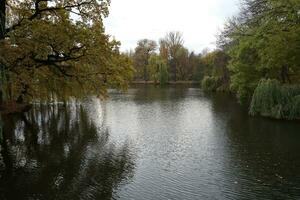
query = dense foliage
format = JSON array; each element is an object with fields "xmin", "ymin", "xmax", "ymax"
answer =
[
  {"xmin": 219, "ymin": 0, "xmax": 300, "ymax": 103},
  {"xmin": 250, "ymin": 79, "xmax": 300, "ymax": 119},
  {"xmin": 148, "ymin": 55, "xmax": 169, "ymax": 85},
  {"xmin": 201, "ymin": 76, "xmax": 219, "ymax": 92},
  {"xmin": 130, "ymin": 32, "xmax": 231, "ymax": 91},
  {"xmin": 0, "ymin": 0, "xmax": 133, "ymax": 103},
  {"xmin": 132, "ymin": 39, "xmax": 157, "ymax": 81},
  {"xmin": 130, "ymin": 32, "xmax": 207, "ymax": 84},
  {"xmin": 212, "ymin": 0, "xmax": 300, "ymax": 119},
  {"xmin": 200, "ymin": 50, "xmax": 230, "ymax": 92}
]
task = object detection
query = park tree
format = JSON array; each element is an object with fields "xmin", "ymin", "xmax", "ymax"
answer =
[
  {"xmin": 159, "ymin": 39, "xmax": 169, "ymax": 61},
  {"xmin": 133, "ymin": 39, "xmax": 157, "ymax": 81},
  {"xmin": 160, "ymin": 31, "xmax": 184, "ymax": 81},
  {"xmin": 219, "ymin": 0, "xmax": 300, "ymax": 102},
  {"xmin": 175, "ymin": 47, "xmax": 189, "ymax": 80},
  {"xmin": 148, "ymin": 55, "xmax": 168, "ymax": 85},
  {"xmin": 189, "ymin": 52, "xmax": 205, "ymax": 81},
  {"xmin": 201, "ymin": 50, "xmax": 230, "ymax": 92},
  {"xmin": 0, "ymin": 0, "xmax": 134, "ymax": 105}
]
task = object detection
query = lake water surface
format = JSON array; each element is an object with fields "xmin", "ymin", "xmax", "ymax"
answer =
[{"xmin": 1, "ymin": 86, "xmax": 300, "ymax": 200}]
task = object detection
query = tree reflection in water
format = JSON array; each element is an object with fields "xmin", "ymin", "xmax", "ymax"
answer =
[{"xmin": 0, "ymin": 102, "xmax": 135, "ymax": 200}]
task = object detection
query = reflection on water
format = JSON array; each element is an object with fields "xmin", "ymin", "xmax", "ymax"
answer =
[
  {"xmin": 1, "ymin": 85, "xmax": 300, "ymax": 200},
  {"xmin": 0, "ymin": 102, "xmax": 135, "ymax": 200}
]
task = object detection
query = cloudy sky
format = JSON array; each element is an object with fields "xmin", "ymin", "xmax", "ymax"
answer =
[{"xmin": 104, "ymin": 0, "xmax": 240, "ymax": 53}]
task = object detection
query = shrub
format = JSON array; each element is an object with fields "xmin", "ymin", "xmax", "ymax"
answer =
[
  {"xmin": 249, "ymin": 79, "xmax": 300, "ymax": 120},
  {"xmin": 201, "ymin": 76, "xmax": 219, "ymax": 92},
  {"xmin": 287, "ymin": 95, "xmax": 300, "ymax": 119}
]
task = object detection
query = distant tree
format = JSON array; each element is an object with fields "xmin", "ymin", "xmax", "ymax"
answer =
[
  {"xmin": 159, "ymin": 39, "xmax": 169, "ymax": 61},
  {"xmin": 148, "ymin": 55, "xmax": 168, "ymax": 85},
  {"xmin": 160, "ymin": 31, "xmax": 184, "ymax": 81},
  {"xmin": 189, "ymin": 52, "xmax": 204, "ymax": 81},
  {"xmin": 176, "ymin": 47, "xmax": 190, "ymax": 80},
  {"xmin": 201, "ymin": 50, "xmax": 230, "ymax": 91},
  {"xmin": 133, "ymin": 39, "xmax": 157, "ymax": 81}
]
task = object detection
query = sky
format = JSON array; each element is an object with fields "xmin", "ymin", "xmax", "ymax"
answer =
[{"xmin": 104, "ymin": 0, "xmax": 240, "ymax": 53}]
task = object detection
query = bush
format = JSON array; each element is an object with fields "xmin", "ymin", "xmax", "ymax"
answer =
[
  {"xmin": 288, "ymin": 95, "xmax": 300, "ymax": 119},
  {"xmin": 201, "ymin": 76, "xmax": 219, "ymax": 91},
  {"xmin": 249, "ymin": 79, "xmax": 300, "ymax": 120}
]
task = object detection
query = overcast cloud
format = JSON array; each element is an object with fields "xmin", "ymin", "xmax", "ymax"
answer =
[{"xmin": 104, "ymin": 0, "xmax": 240, "ymax": 53}]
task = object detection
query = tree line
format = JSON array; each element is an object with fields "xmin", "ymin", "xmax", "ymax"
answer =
[
  {"xmin": 128, "ymin": 32, "xmax": 230, "ymax": 85},
  {"xmin": 128, "ymin": 0, "xmax": 300, "ymax": 119}
]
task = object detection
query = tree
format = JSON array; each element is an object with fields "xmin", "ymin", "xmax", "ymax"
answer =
[
  {"xmin": 159, "ymin": 39, "xmax": 169, "ymax": 61},
  {"xmin": 175, "ymin": 47, "xmax": 189, "ymax": 80},
  {"xmin": 160, "ymin": 31, "xmax": 184, "ymax": 81},
  {"xmin": 133, "ymin": 39, "xmax": 157, "ymax": 81},
  {"xmin": 218, "ymin": 0, "xmax": 300, "ymax": 102},
  {"xmin": 0, "ymin": 0, "xmax": 133, "ymax": 104},
  {"xmin": 249, "ymin": 79, "xmax": 300, "ymax": 120},
  {"xmin": 148, "ymin": 55, "xmax": 168, "ymax": 85},
  {"xmin": 201, "ymin": 50, "xmax": 230, "ymax": 92},
  {"xmin": 189, "ymin": 52, "xmax": 205, "ymax": 81}
]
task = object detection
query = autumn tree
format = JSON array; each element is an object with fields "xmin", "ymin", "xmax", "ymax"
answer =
[{"xmin": 0, "ymin": 0, "xmax": 133, "ymax": 105}]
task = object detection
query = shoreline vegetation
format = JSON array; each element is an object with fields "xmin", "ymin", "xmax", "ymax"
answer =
[
  {"xmin": 127, "ymin": 0, "xmax": 300, "ymax": 120},
  {"xmin": 250, "ymin": 79, "xmax": 300, "ymax": 120},
  {"xmin": 0, "ymin": 0, "xmax": 299, "ymax": 120}
]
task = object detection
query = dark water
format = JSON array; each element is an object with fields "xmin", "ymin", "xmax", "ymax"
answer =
[{"xmin": 1, "ymin": 86, "xmax": 300, "ymax": 200}]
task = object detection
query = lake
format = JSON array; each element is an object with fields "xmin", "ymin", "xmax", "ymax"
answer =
[{"xmin": 1, "ymin": 85, "xmax": 300, "ymax": 200}]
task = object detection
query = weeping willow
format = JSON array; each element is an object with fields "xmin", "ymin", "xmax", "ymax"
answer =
[
  {"xmin": 148, "ymin": 55, "xmax": 169, "ymax": 86},
  {"xmin": 201, "ymin": 76, "xmax": 219, "ymax": 92},
  {"xmin": 249, "ymin": 79, "xmax": 300, "ymax": 120}
]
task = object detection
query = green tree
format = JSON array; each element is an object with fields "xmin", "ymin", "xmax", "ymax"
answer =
[
  {"xmin": 133, "ymin": 39, "xmax": 157, "ymax": 81},
  {"xmin": 160, "ymin": 31, "xmax": 184, "ymax": 81},
  {"xmin": 201, "ymin": 50, "xmax": 230, "ymax": 92},
  {"xmin": 176, "ymin": 47, "xmax": 190, "ymax": 80},
  {"xmin": 148, "ymin": 55, "xmax": 168, "ymax": 85},
  {"xmin": 189, "ymin": 52, "xmax": 204, "ymax": 82},
  {"xmin": 219, "ymin": 0, "xmax": 300, "ymax": 102},
  {"xmin": 249, "ymin": 79, "xmax": 300, "ymax": 120}
]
